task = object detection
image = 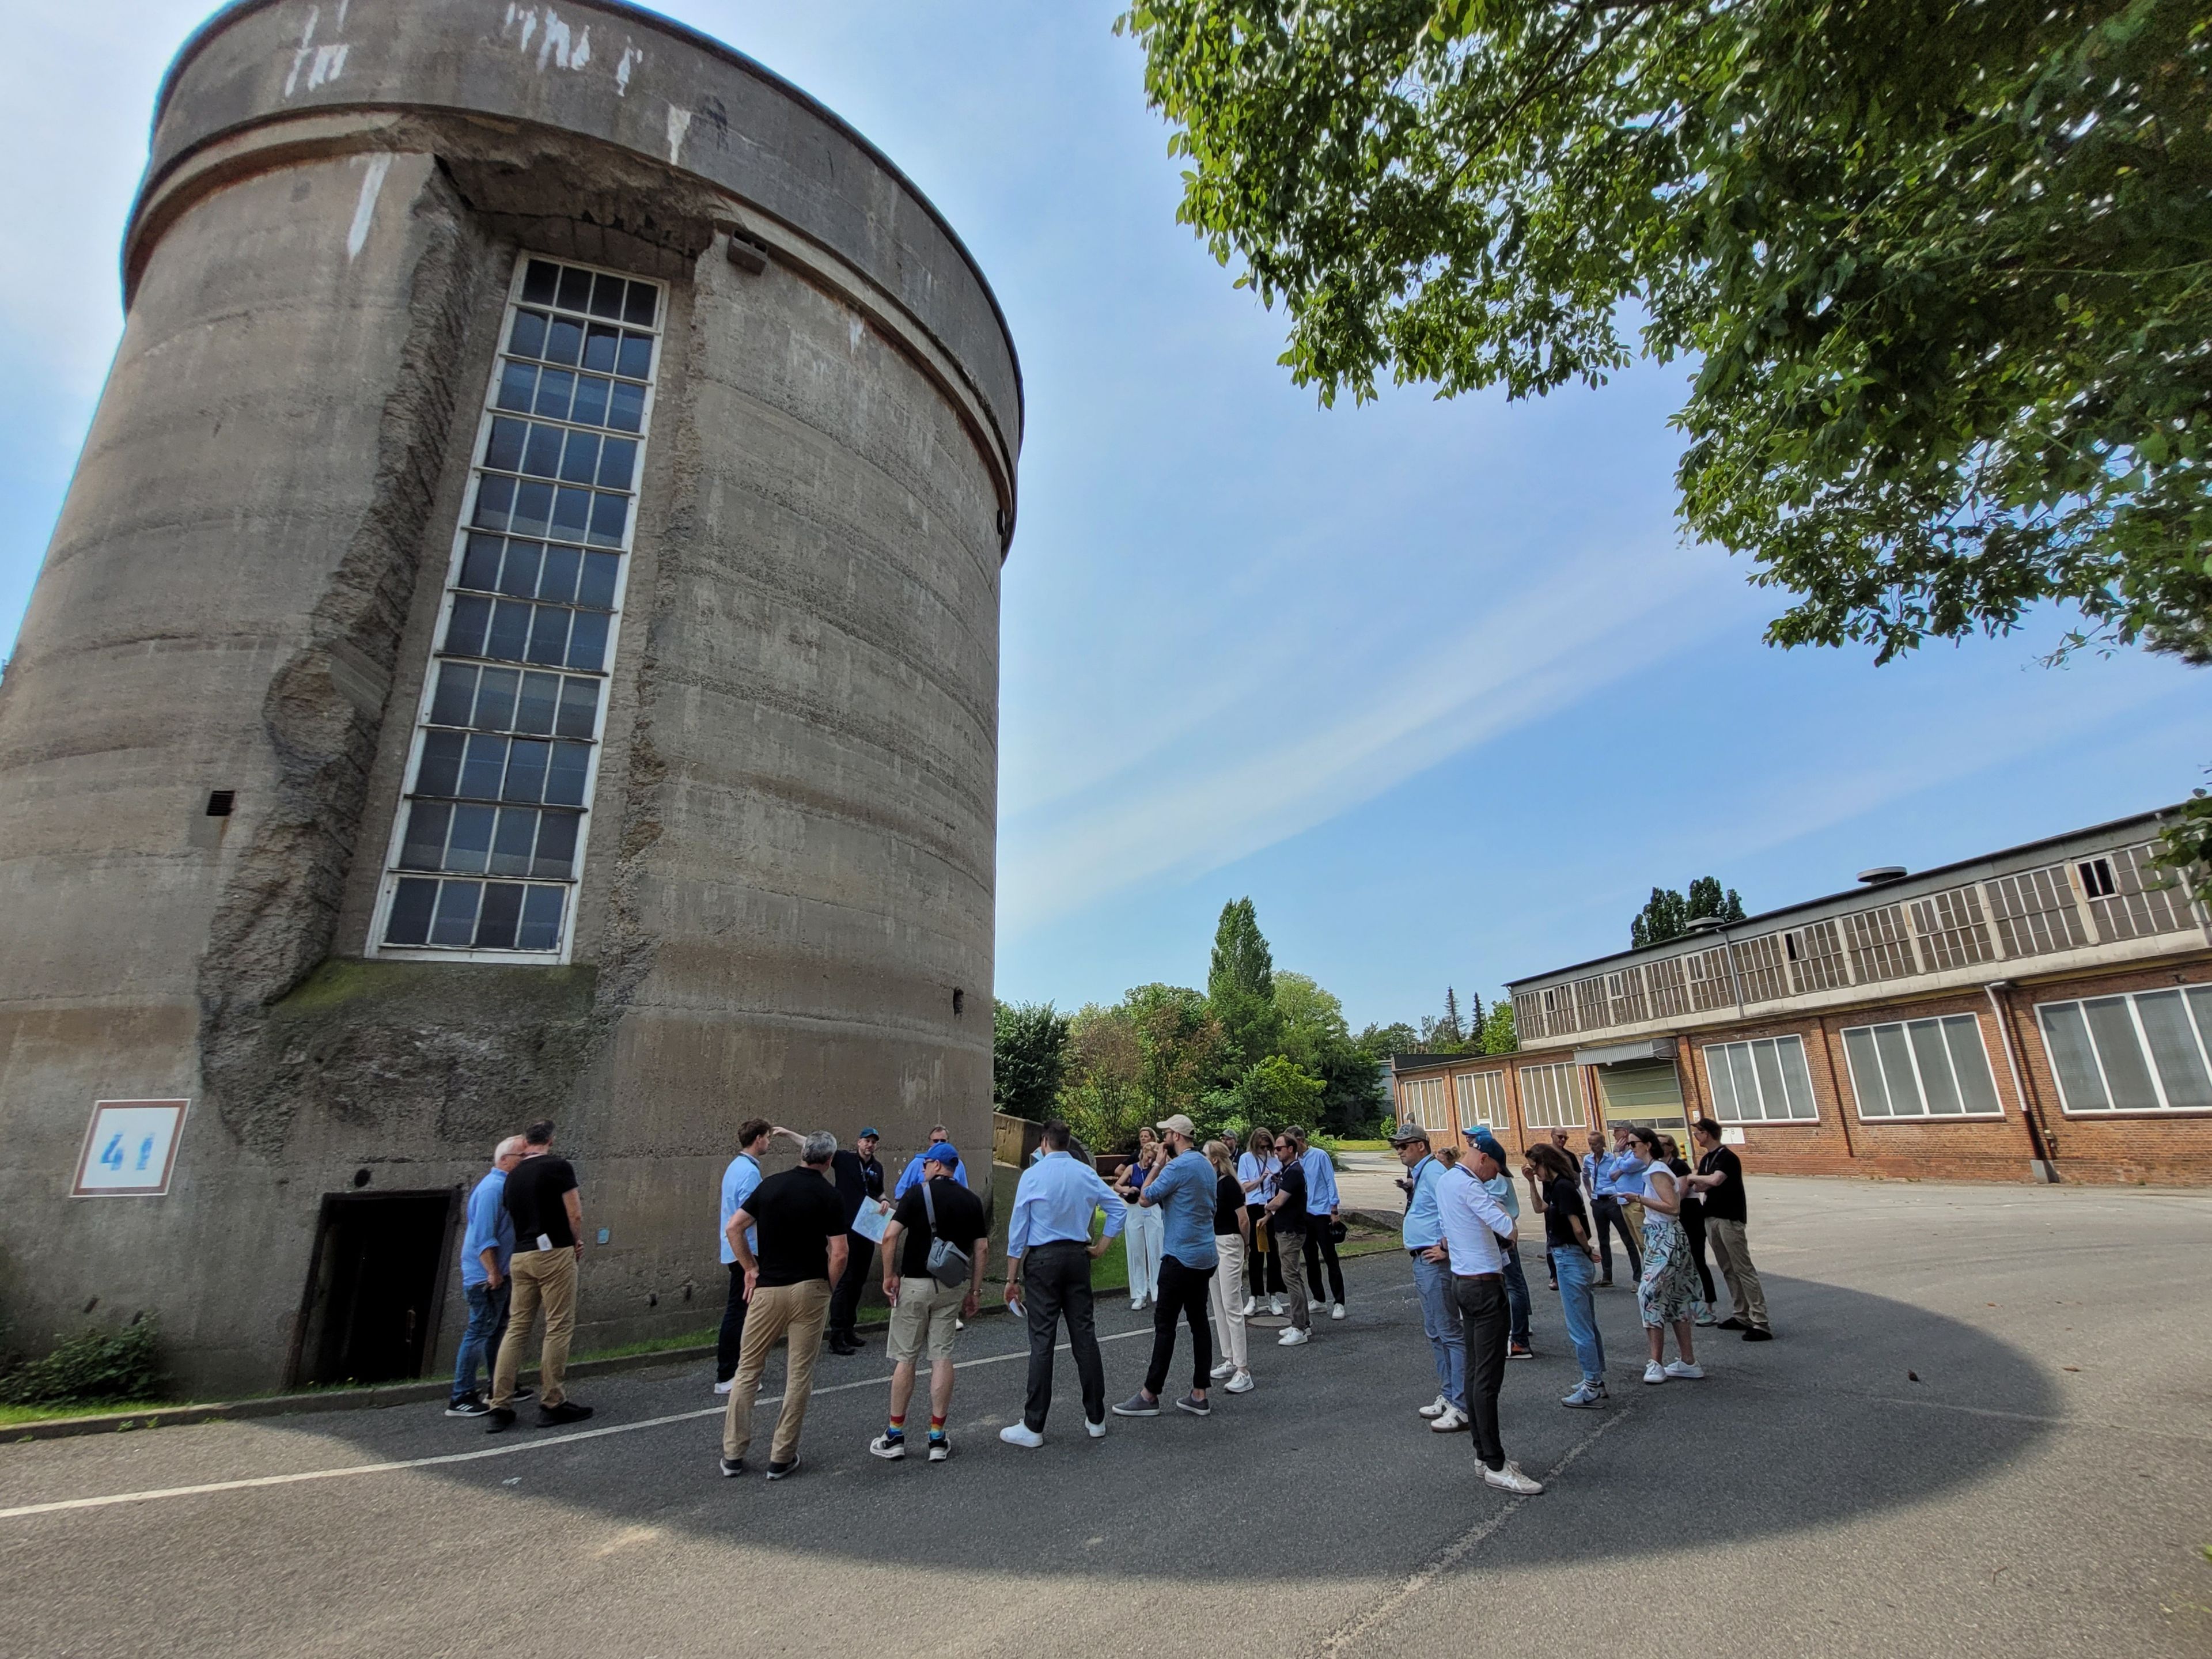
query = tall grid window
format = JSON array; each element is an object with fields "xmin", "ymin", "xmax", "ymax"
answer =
[
  {"xmin": 1519, "ymin": 1062, "xmax": 1585, "ymax": 1130},
  {"xmin": 1843, "ymin": 904, "xmax": 1920, "ymax": 983},
  {"xmin": 2037, "ymin": 986, "xmax": 2212, "ymax": 1114},
  {"xmin": 1514, "ymin": 992, "xmax": 1548, "ymax": 1043},
  {"xmin": 1455, "ymin": 1070, "xmax": 1508, "ymax": 1131},
  {"xmin": 1842, "ymin": 1014, "xmax": 2003, "ymax": 1119},
  {"xmin": 1400, "ymin": 1075, "xmax": 1450, "ymax": 1132},
  {"xmin": 1685, "ymin": 945, "xmax": 1736, "ymax": 1012},
  {"xmin": 1987, "ymin": 864, "xmax": 2087, "ymax": 957},
  {"xmin": 1645, "ymin": 955, "xmax": 1692, "ymax": 1020},
  {"xmin": 1702, "ymin": 1035, "xmax": 1819, "ymax": 1122},
  {"xmin": 2080, "ymin": 844, "xmax": 2194, "ymax": 942},
  {"xmin": 1606, "ymin": 965, "xmax": 1650, "ymax": 1027},
  {"xmin": 373, "ymin": 256, "xmax": 662, "ymax": 960},
  {"xmin": 1911, "ymin": 884, "xmax": 1996, "ymax": 971},
  {"xmin": 1732, "ymin": 934, "xmax": 1790, "ymax": 1004},
  {"xmin": 1786, "ymin": 919, "xmax": 1851, "ymax": 994}
]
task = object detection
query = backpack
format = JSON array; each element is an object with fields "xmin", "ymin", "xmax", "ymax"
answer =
[{"xmin": 920, "ymin": 1179, "xmax": 973, "ymax": 1289}]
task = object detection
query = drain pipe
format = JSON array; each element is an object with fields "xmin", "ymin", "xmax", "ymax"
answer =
[{"xmin": 1985, "ymin": 981, "xmax": 2058, "ymax": 1183}]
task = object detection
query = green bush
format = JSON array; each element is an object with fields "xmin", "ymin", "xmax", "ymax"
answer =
[{"xmin": 0, "ymin": 1316, "xmax": 164, "ymax": 1407}]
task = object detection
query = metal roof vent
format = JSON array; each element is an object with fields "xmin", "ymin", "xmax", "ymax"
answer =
[
  {"xmin": 1683, "ymin": 915, "xmax": 1725, "ymax": 934},
  {"xmin": 1857, "ymin": 866, "xmax": 1908, "ymax": 884}
]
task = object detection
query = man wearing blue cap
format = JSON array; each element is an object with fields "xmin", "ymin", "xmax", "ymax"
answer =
[
  {"xmin": 1472, "ymin": 1130, "xmax": 1536, "ymax": 1361},
  {"xmin": 827, "ymin": 1128, "xmax": 886, "ymax": 1355},
  {"xmin": 870, "ymin": 1140, "xmax": 987, "ymax": 1461}
]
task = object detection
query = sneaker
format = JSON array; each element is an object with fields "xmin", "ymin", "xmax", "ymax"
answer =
[
  {"xmin": 445, "ymin": 1396, "xmax": 490, "ymax": 1418},
  {"xmin": 1560, "ymin": 1382, "xmax": 1605, "ymax": 1409},
  {"xmin": 869, "ymin": 1433, "xmax": 906, "ymax": 1461},
  {"xmin": 713, "ymin": 1380, "xmax": 734, "ymax": 1396},
  {"xmin": 1483, "ymin": 1460, "xmax": 1544, "ymax": 1495},
  {"xmin": 1743, "ymin": 1326, "xmax": 1774, "ymax": 1343},
  {"xmin": 927, "ymin": 1435, "xmax": 950, "ymax": 1461},
  {"xmin": 1131, "ymin": 1297, "xmax": 1145, "ymax": 1312},
  {"xmin": 1418, "ymin": 1393, "xmax": 1449, "ymax": 1419},
  {"xmin": 1241, "ymin": 1296, "xmax": 1258, "ymax": 1316},
  {"xmin": 536, "ymin": 1401, "xmax": 594, "ymax": 1427},
  {"xmin": 1278, "ymin": 1327, "xmax": 1310, "ymax": 1347},
  {"xmin": 512, "ymin": 1388, "xmax": 535, "ymax": 1404},
  {"xmin": 1225, "ymin": 1370, "xmax": 1255, "ymax": 1394},
  {"xmin": 1507, "ymin": 1343, "xmax": 1534, "ymax": 1361},
  {"xmin": 718, "ymin": 1456, "xmax": 747, "ymax": 1478},
  {"xmin": 1085, "ymin": 1416, "xmax": 1109, "ymax": 1439},
  {"xmin": 1330, "ymin": 1302, "xmax": 1347, "ymax": 1321},
  {"xmin": 764, "ymin": 1457, "xmax": 801, "ymax": 1482},
  {"xmin": 1642, "ymin": 1361, "xmax": 1668, "ymax": 1385},
  {"xmin": 1175, "ymin": 1392, "xmax": 1211, "ymax": 1418},
  {"xmin": 1718, "ymin": 1316, "xmax": 1748, "ymax": 1332},
  {"xmin": 1597, "ymin": 1277, "xmax": 1614, "ymax": 1288},
  {"xmin": 999, "ymin": 1423, "xmax": 1046, "ymax": 1449},
  {"xmin": 1308, "ymin": 1298, "xmax": 1327, "ymax": 1312},
  {"xmin": 1665, "ymin": 1360, "xmax": 1705, "ymax": 1380},
  {"xmin": 1429, "ymin": 1407, "xmax": 1467, "ymax": 1433},
  {"xmin": 1269, "ymin": 1296, "xmax": 1286, "ymax": 1316},
  {"xmin": 955, "ymin": 1318, "xmax": 966, "ymax": 1332},
  {"xmin": 483, "ymin": 1407, "xmax": 517, "ymax": 1433},
  {"xmin": 1111, "ymin": 1391, "xmax": 1160, "ymax": 1418},
  {"xmin": 1210, "ymin": 1360, "xmax": 1235, "ymax": 1381}
]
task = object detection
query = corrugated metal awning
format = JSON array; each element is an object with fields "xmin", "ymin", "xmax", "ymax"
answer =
[{"xmin": 1573, "ymin": 1037, "xmax": 1678, "ymax": 1067}]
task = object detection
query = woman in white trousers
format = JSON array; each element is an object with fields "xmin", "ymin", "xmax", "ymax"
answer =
[
  {"xmin": 1116, "ymin": 1127, "xmax": 1165, "ymax": 1308},
  {"xmin": 1203, "ymin": 1140, "xmax": 1254, "ymax": 1391}
]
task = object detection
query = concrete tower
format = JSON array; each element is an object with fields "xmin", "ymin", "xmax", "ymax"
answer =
[{"xmin": 0, "ymin": 0, "xmax": 1018, "ymax": 1393}]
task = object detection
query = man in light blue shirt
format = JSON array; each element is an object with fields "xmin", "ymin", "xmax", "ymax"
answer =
[
  {"xmin": 1392, "ymin": 1123, "xmax": 1467, "ymax": 1432},
  {"xmin": 1430, "ymin": 1142, "xmax": 1543, "ymax": 1495},
  {"xmin": 716, "ymin": 1119, "xmax": 785, "ymax": 1395},
  {"xmin": 1474, "ymin": 1130, "xmax": 1535, "ymax": 1359},
  {"xmin": 1590, "ymin": 1124, "xmax": 1644, "ymax": 1285},
  {"xmin": 1297, "ymin": 1128, "xmax": 1347, "ymax": 1317},
  {"xmin": 448, "ymin": 1135, "xmax": 526, "ymax": 1416},
  {"xmin": 893, "ymin": 1123, "xmax": 969, "ymax": 1198},
  {"xmin": 1001, "ymin": 1120, "xmax": 1126, "ymax": 1448},
  {"xmin": 1113, "ymin": 1114, "xmax": 1222, "ymax": 1421}
]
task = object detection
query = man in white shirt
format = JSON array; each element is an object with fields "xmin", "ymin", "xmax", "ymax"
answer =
[{"xmin": 1428, "ymin": 1139, "xmax": 1544, "ymax": 1495}]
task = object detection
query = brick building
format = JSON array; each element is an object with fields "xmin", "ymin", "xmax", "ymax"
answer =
[{"xmin": 1391, "ymin": 809, "xmax": 2212, "ymax": 1185}]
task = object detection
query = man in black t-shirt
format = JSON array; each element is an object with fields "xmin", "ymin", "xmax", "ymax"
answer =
[
  {"xmin": 826, "ymin": 1128, "xmax": 887, "ymax": 1356},
  {"xmin": 1684, "ymin": 1119, "xmax": 1772, "ymax": 1340},
  {"xmin": 719, "ymin": 1131, "xmax": 849, "ymax": 1480},
  {"xmin": 868, "ymin": 1142, "xmax": 988, "ymax": 1462},
  {"xmin": 1260, "ymin": 1134, "xmax": 1314, "ymax": 1344},
  {"xmin": 487, "ymin": 1119, "xmax": 594, "ymax": 1431}
]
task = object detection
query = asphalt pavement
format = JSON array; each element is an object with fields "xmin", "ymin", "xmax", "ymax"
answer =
[{"xmin": 3, "ymin": 1176, "xmax": 2209, "ymax": 1658}]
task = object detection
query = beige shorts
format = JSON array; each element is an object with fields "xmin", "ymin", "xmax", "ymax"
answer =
[{"xmin": 887, "ymin": 1276, "xmax": 964, "ymax": 1364}]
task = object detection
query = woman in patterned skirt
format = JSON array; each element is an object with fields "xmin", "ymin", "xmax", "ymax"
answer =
[{"xmin": 1626, "ymin": 1127, "xmax": 1703, "ymax": 1385}]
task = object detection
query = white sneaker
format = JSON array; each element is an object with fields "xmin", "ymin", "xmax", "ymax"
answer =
[
  {"xmin": 1225, "ymin": 1370, "xmax": 1255, "ymax": 1393},
  {"xmin": 1330, "ymin": 1302, "xmax": 1347, "ymax": 1321},
  {"xmin": 1418, "ymin": 1393, "xmax": 1449, "ymax": 1419},
  {"xmin": 998, "ymin": 1423, "xmax": 1045, "ymax": 1449},
  {"xmin": 1308, "ymin": 1298, "xmax": 1327, "ymax": 1312},
  {"xmin": 1483, "ymin": 1460, "xmax": 1544, "ymax": 1495},
  {"xmin": 1429, "ymin": 1407, "xmax": 1467, "ymax": 1433},
  {"xmin": 1131, "ymin": 1297, "xmax": 1144, "ymax": 1311},
  {"xmin": 1270, "ymin": 1296, "xmax": 1286, "ymax": 1316},
  {"xmin": 1085, "ymin": 1416, "xmax": 1109, "ymax": 1438},
  {"xmin": 1278, "ymin": 1327, "xmax": 1310, "ymax": 1347},
  {"xmin": 713, "ymin": 1380, "xmax": 734, "ymax": 1396},
  {"xmin": 1210, "ymin": 1360, "xmax": 1235, "ymax": 1381},
  {"xmin": 1241, "ymin": 1296, "xmax": 1258, "ymax": 1316},
  {"xmin": 1643, "ymin": 1361, "xmax": 1668, "ymax": 1385},
  {"xmin": 1664, "ymin": 1360, "xmax": 1705, "ymax": 1380}
]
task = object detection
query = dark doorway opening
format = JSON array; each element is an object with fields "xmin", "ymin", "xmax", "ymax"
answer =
[{"xmin": 291, "ymin": 1190, "xmax": 459, "ymax": 1388}]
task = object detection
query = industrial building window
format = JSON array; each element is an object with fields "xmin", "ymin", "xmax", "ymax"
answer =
[
  {"xmin": 1645, "ymin": 955, "xmax": 1691, "ymax": 1020},
  {"xmin": 1606, "ymin": 965, "xmax": 1649, "ymax": 1027},
  {"xmin": 1518, "ymin": 1062, "xmax": 1585, "ymax": 1130},
  {"xmin": 1400, "ymin": 1075, "xmax": 1450, "ymax": 1132},
  {"xmin": 1685, "ymin": 945, "xmax": 1736, "ymax": 1013},
  {"xmin": 2083, "ymin": 844, "xmax": 2194, "ymax": 944},
  {"xmin": 1843, "ymin": 904, "xmax": 1919, "ymax": 983},
  {"xmin": 1701, "ymin": 1036, "xmax": 1818, "ymax": 1122},
  {"xmin": 1911, "ymin": 884, "xmax": 1995, "ymax": 972},
  {"xmin": 372, "ymin": 256, "xmax": 661, "ymax": 960},
  {"xmin": 1514, "ymin": 992, "xmax": 1548, "ymax": 1043},
  {"xmin": 1986, "ymin": 863, "xmax": 2087, "ymax": 957},
  {"xmin": 2037, "ymin": 987, "xmax": 2212, "ymax": 1115},
  {"xmin": 1841, "ymin": 1014, "xmax": 2003, "ymax": 1119},
  {"xmin": 1732, "ymin": 933, "xmax": 1790, "ymax": 1004},
  {"xmin": 1455, "ymin": 1071, "xmax": 1508, "ymax": 1132},
  {"xmin": 1785, "ymin": 919, "xmax": 1851, "ymax": 994}
]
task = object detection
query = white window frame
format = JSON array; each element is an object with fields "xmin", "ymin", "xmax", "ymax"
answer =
[
  {"xmin": 1518, "ymin": 1062, "xmax": 1585, "ymax": 1130},
  {"xmin": 368, "ymin": 255, "xmax": 664, "ymax": 964},
  {"xmin": 1699, "ymin": 1035, "xmax": 1820, "ymax": 1123},
  {"xmin": 1839, "ymin": 1013, "xmax": 2005, "ymax": 1121},
  {"xmin": 2036, "ymin": 986, "xmax": 2212, "ymax": 1116},
  {"xmin": 1455, "ymin": 1070, "xmax": 1508, "ymax": 1132},
  {"xmin": 1399, "ymin": 1075, "xmax": 1451, "ymax": 1133}
]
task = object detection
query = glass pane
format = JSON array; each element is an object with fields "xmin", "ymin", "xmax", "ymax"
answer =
[
  {"xmin": 415, "ymin": 730, "xmax": 465, "ymax": 797},
  {"xmin": 590, "ymin": 272, "xmax": 626, "ymax": 319},
  {"xmin": 544, "ymin": 315, "xmax": 583, "ymax": 366},
  {"xmin": 1873, "ymin": 1024, "xmax": 1922, "ymax": 1115},
  {"xmin": 533, "ymin": 810, "xmax": 579, "ymax": 878},
  {"xmin": 399, "ymin": 801, "xmax": 449, "ymax": 870},
  {"xmin": 476, "ymin": 881, "xmax": 524, "ymax": 949},
  {"xmin": 385, "ymin": 877, "xmax": 437, "ymax": 945},
  {"xmin": 486, "ymin": 599, "xmax": 532, "ymax": 661},
  {"xmin": 624, "ymin": 281, "xmax": 657, "ymax": 326},
  {"xmin": 429, "ymin": 880, "xmax": 481, "ymax": 947},
  {"xmin": 1726, "ymin": 1046, "xmax": 1762, "ymax": 1122},
  {"xmin": 578, "ymin": 551, "xmax": 620, "ymax": 609},
  {"xmin": 2084, "ymin": 997, "xmax": 2160, "ymax": 1110},
  {"xmin": 570, "ymin": 374, "xmax": 610, "ymax": 428},
  {"xmin": 608, "ymin": 380, "xmax": 644, "ymax": 433},
  {"xmin": 597, "ymin": 437, "xmax": 637, "ymax": 491},
  {"xmin": 566, "ymin": 608, "xmax": 609, "ymax": 671},
  {"xmin": 537, "ymin": 543, "xmax": 581, "ymax": 604},
  {"xmin": 2039, "ymin": 1002, "xmax": 2109, "ymax": 1111},
  {"xmin": 533, "ymin": 368, "xmax": 574, "ymax": 421},
  {"xmin": 459, "ymin": 532, "xmax": 503, "ymax": 590},
  {"xmin": 495, "ymin": 360, "xmax": 536, "ymax": 411},
  {"xmin": 555, "ymin": 266, "xmax": 593, "ymax": 312},
  {"xmin": 513, "ymin": 671, "xmax": 559, "ymax": 734},
  {"xmin": 445, "ymin": 804, "xmax": 495, "ymax": 872},
  {"xmin": 459, "ymin": 733, "xmax": 507, "ymax": 799},
  {"xmin": 559, "ymin": 430, "xmax": 601, "ymax": 485},
  {"xmin": 1775, "ymin": 1036, "xmax": 1817, "ymax": 1119},
  {"xmin": 496, "ymin": 540, "xmax": 541, "ymax": 598},
  {"xmin": 617, "ymin": 335, "xmax": 652, "ymax": 378},
  {"xmin": 517, "ymin": 884, "xmax": 566, "ymax": 950},
  {"xmin": 554, "ymin": 677, "xmax": 599, "ymax": 738},
  {"xmin": 503, "ymin": 739, "xmax": 550, "ymax": 802},
  {"xmin": 472, "ymin": 474, "xmax": 514, "ymax": 531},
  {"xmin": 582, "ymin": 323, "xmax": 620, "ymax": 373},
  {"xmin": 1907, "ymin": 1020, "xmax": 1962, "ymax": 1114},
  {"xmin": 510, "ymin": 296, "xmax": 550, "ymax": 345},
  {"xmin": 588, "ymin": 492, "xmax": 628, "ymax": 548},
  {"xmin": 551, "ymin": 487, "xmax": 592, "ymax": 544},
  {"xmin": 489, "ymin": 807, "xmax": 538, "ymax": 876},
  {"xmin": 520, "ymin": 423, "xmax": 563, "ymax": 479},
  {"xmin": 2190, "ymin": 986, "xmax": 2212, "ymax": 1051},
  {"xmin": 1843, "ymin": 1027, "xmax": 1889, "ymax": 1116},
  {"xmin": 1750, "ymin": 1040, "xmax": 1789, "ymax": 1120},
  {"xmin": 521, "ymin": 262, "xmax": 558, "ymax": 305},
  {"xmin": 1703, "ymin": 1048, "xmax": 1739, "ymax": 1121},
  {"xmin": 510, "ymin": 481, "xmax": 554, "ymax": 537},
  {"xmin": 444, "ymin": 594, "xmax": 491, "ymax": 658},
  {"xmin": 1943, "ymin": 1016, "xmax": 2002, "ymax": 1115},
  {"xmin": 546, "ymin": 741, "xmax": 591, "ymax": 806},
  {"xmin": 429, "ymin": 662, "xmax": 475, "ymax": 727},
  {"xmin": 472, "ymin": 666, "xmax": 519, "ymax": 731},
  {"xmin": 484, "ymin": 416, "xmax": 526, "ymax": 474},
  {"xmin": 2136, "ymin": 990, "xmax": 2212, "ymax": 1111},
  {"xmin": 525, "ymin": 605, "xmax": 571, "ymax": 666}
]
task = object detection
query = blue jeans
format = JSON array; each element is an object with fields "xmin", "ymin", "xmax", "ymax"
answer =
[
  {"xmin": 1410, "ymin": 1252, "xmax": 1466, "ymax": 1411},
  {"xmin": 452, "ymin": 1280, "xmax": 509, "ymax": 1403},
  {"xmin": 1553, "ymin": 1244, "xmax": 1605, "ymax": 1384},
  {"xmin": 1502, "ymin": 1241, "xmax": 1532, "ymax": 1346}
]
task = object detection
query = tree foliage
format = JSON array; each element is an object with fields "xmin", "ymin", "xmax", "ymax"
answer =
[
  {"xmin": 992, "ymin": 999, "xmax": 1073, "ymax": 1122},
  {"xmin": 1630, "ymin": 876, "xmax": 1749, "ymax": 947},
  {"xmin": 2152, "ymin": 778, "xmax": 2212, "ymax": 904},
  {"xmin": 1119, "ymin": 0, "xmax": 2212, "ymax": 664},
  {"xmin": 1207, "ymin": 896, "xmax": 1283, "ymax": 1073}
]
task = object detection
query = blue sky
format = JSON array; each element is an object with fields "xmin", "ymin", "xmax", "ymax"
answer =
[{"xmin": 3, "ymin": 3, "xmax": 2203, "ymax": 1034}]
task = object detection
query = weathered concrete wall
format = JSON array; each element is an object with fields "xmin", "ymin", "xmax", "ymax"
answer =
[{"xmin": 0, "ymin": 0, "xmax": 1016, "ymax": 1393}]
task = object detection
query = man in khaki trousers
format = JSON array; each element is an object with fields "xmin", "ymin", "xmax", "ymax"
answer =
[
  {"xmin": 487, "ymin": 1119, "xmax": 594, "ymax": 1431},
  {"xmin": 719, "ymin": 1130, "xmax": 849, "ymax": 1482}
]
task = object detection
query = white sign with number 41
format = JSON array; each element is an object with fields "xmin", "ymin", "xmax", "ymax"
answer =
[{"xmin": 73, "ymin": 1100, "xmax": 190, "ymax": 1197}]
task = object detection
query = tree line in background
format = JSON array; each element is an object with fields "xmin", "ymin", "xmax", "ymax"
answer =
[
  {"xmin": 992, "ymin": 898, "xmax": 1520, "ymax": 1156},
  {"xmin": 1630, "ymin": 877, "xmax": 1748, "ymax": 949}
]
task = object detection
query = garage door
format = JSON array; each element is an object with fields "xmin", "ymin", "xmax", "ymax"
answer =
[{"xmin": 1594, "ymin": 1058, "xmax": 1687, "ymax": 1138}]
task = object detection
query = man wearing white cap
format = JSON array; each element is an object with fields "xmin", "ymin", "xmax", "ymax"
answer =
[
  {"xmin": 1432, "ymin": 1138, "xmax": 1544, "ymax": 1494},
  {"xmin": 1113, "ymin": 1114, "xmax": 1221, "ymax": 1421}
]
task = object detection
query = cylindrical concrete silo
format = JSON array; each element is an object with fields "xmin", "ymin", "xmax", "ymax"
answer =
[{"xmin": 0, "ymin": 0, "xmax": 1018, "ymax": 1396}]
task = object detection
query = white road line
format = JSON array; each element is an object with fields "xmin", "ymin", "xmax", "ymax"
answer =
[{"xmin": 0, "ymin": 1328, "xmax": 1154, "ymax": 1522}]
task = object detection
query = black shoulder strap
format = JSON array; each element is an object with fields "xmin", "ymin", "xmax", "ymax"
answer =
[{"xmin": 921, "ymin": 1176, "xmax": 938, "ymax": 1241}]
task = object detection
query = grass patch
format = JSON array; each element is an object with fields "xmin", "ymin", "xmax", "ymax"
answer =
[
  {"xmin": 1330, "ymin": 1139, "xmax": 1392, "ymax": 1152},
  {"xmin": 571, "ymin": 1324, "xmax": 718, "ymax": 1365},
  {"xmin": 0, "ymin": 1399, "xmax": 173, "ymax": 1429}
]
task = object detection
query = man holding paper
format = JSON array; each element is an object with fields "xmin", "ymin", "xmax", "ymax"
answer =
[{"xmin": 827, "ymin": 1128, "xmax": 887, "ymax": 1355}]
